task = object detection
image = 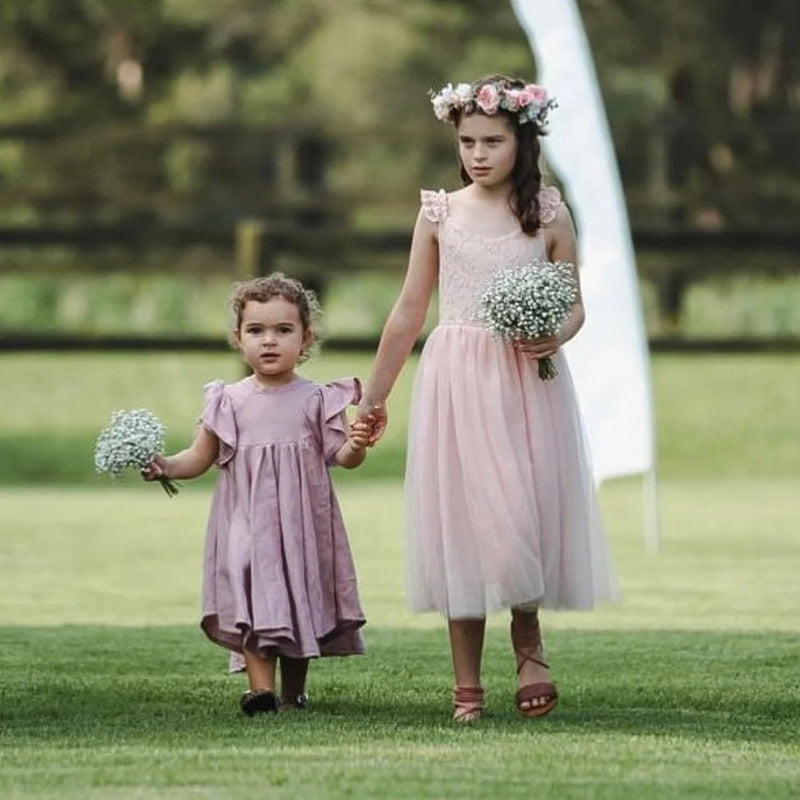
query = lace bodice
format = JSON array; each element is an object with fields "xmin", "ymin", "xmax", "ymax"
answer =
[{"xmin": 421, "ymin": 186, "xmax": 564, "ymax": 325}]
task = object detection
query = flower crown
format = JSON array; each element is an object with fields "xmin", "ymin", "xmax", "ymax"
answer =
[{"xmin": 430, "ymin": 80, "xmax": 557, "ymax": 127}]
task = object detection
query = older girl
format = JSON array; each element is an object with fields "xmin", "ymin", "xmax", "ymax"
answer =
[{"xmin": 358, "ymin": 75, "xmax": 617, "ymax": 722}]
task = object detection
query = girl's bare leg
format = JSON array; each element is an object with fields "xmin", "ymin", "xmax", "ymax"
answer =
[
  {"xmin": 243, "ymin": 649, "xmax": 277, "ymax": 692},
  {"xmin": 448, "ymin": 618, "xmax": 486, "ymax": 686},
  {"xmin": 448, "ymin": 618, "xmax": 486, "ymax": 721},
  {"xmin": 510, "ymin": 607, "xmax": 554, "ymax": 712},
  {"xmin": 239, "ymin": 648, "xmax": 279, "ymax": 715}
]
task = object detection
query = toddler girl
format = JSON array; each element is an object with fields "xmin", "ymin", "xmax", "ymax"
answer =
[{"xmin": 144, "ymin": 273, "xmax": 370, "ymax": 714}]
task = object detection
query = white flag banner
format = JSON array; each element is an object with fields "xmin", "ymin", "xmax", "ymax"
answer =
[{"xmin": 510, "ymin": 0, "xmax": 655, "ymax": 484}]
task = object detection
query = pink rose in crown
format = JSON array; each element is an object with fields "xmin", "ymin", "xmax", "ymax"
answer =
[
  {"xmin": 522, "ymin": 84, "xmax": 548, "ymax": 106},
  {"xmin": 476, "ymin": 84, "xmax": 500, "ymax": 115},
  {"xmin": 504, "ymin": 89, "xmax": 522, "ymax": 112}
]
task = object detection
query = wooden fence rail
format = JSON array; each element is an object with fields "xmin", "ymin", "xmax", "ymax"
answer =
[
  {"xmin": 3, "ymin": 222, "xmax": 800, "ymax": 252},
  {"xmin": 1, "ymin": 333, "xmax": 799, "ymax": 354},
  {"xmin": 2, "ymin": 221, "xmax": 800, "ymax": 352}
]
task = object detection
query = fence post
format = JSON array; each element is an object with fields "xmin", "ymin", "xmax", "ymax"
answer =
[
  {"xmin": 234, "ymin": 219, "xmax": 324, "ymax": 299},
  {"xmin": 654, "ymin": 271, "xmax": 688, "ymax": 332},
  {"xmin": 234, "ymin": 219, "xmax": 277, "ymax": 377},
  {"xmin": 235, "ymin": 219, "xmax": 274, "ymax": 279}
]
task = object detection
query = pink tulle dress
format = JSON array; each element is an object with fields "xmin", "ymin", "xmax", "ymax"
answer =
[
  {"xmin": 199, "ymin": 375, "xmax": 366, "ymax": 659},
  {"xmin": 405, "ymin": 186, "xmax": 618, "ymax": 619}
]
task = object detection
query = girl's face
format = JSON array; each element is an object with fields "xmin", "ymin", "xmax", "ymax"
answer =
[
  {"xmin": 457, "ymin": 113, "xmax": 518, "ymax": 190},
  {"xmin": 235, "ymin": 297, "xmax": 310, "ymax": 386}
]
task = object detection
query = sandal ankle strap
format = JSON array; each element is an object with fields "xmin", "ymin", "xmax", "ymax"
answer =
[
  {"xmin": 453, "ymin": 685, "xmax": 484, "ymax": 703},
  {"xmin": 453, "ymin": 685, "xmax": 485, "ymax": 722},
  {"xmin": 510, "ymin": 617, "xmax": 549, "ymax": 673}
]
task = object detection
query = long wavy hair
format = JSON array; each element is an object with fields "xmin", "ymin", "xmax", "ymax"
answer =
[{"xmin": 452, "ymin": 74, "xmax": 546, "ymax": 236}]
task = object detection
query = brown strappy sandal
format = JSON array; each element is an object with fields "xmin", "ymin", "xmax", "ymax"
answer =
[
  {"xmin": 452, "ymin": 685, "xmax": 485, "ymax": 723},
  {"xmin": 511, "ymin": 615, "xmax": 558, "ymax": 719}
]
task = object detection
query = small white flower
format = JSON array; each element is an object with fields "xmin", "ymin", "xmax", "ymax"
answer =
[
  {"xmin": 431, "ymin": 83, "xmax": 458, "ymax": 120},
  {"xmin": 454, "ymin": 83, "xmax": 473, "ymax": 104}
]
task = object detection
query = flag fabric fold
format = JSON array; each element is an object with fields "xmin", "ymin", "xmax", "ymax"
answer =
[{"xmin": 510, "ymin": 0, "xmax": 655, "ymax": 484}]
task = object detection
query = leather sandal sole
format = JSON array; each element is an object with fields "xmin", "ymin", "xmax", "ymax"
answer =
[{"xmin": 516, "ymin": 681, "xmax": 558, "ymax": 718}]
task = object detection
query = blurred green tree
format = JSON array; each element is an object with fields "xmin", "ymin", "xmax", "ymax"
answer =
[{"xmin": 0, "ymin": 0, "xmax": 798, "ymax": 231}]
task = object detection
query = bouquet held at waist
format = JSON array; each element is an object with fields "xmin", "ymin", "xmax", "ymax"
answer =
[{"xmin": 480, "ymin": 259, "xmax": 578, "ymax": 380}]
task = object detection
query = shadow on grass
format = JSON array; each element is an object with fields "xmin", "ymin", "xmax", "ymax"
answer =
[{"xmin": 1, "ymin": 626, "xmax": 796, "ymax": 747}]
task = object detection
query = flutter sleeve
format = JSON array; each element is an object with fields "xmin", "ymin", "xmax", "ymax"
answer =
[
  {"xmin": 420, "ymin": 188, "xmax": 449, "ymax": 223},
  {"xmin": 537, "ymin": 184, "xmax": 566, "ymax": 225},
  {"xmin": 199, "ymin": 380, "xmax": 237, "ymax": 466},
  {"xmin": 318, "ymin": 378, "xmax": 362, "ymax": 466}
]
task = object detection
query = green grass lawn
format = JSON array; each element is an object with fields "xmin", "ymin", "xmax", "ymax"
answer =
[
  {"xmin": 1, "ymin": 351, "xmax": 799, "ymax": 483},
  {"xmin": 1, "ymin": 478, "xmax": 799, "ymax": 799},
  {"xmin": 1, "ymin": 351, "xmax": 799, "ymax": 798}
]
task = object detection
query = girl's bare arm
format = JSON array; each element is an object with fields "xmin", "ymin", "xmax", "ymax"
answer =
[
  {"xmin": 549, "ymin": 205, "xmax": 585, "ymax": 345},
  {"xmin": 359, "ymin": 209, "xmax": 439, "ymax": 429},
  {"xmin": 143, "ymin": 425, "xmax": 219, "ymax": 481},
  {"xmin": 334, "ymin": 420, "xmax": 371, "ymax": 469}
]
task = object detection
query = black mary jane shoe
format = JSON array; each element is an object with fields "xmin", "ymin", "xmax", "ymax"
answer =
[
  {"xmin": 279, "ymin": 693, "xmax": 309, "ymax": 712},
  {"xmin": 240, "ymin": 689, "xmax": 279, "ymax": 716}
]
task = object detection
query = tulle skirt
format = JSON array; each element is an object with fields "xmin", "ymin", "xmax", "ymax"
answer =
[{"xmin": 405, "ymin": 323, "xmax": 618, "ymax": 619}]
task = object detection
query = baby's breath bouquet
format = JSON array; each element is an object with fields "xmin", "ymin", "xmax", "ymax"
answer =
[
  {"xmin": 480, "ymin": 260, "xmax": 578, "ymax": 380},
  {"xmin": 94, "ymin": 409, "xmax": 179, "ymax": 496}
]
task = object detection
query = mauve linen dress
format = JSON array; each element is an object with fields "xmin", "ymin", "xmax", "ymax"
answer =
[
  {"xmin": 404, "ymin": 186, "xmax": 618, "ymax": 619},
  {"xmin": 199, "ymin": 375, "xmax": 366, "ymax": 659}
]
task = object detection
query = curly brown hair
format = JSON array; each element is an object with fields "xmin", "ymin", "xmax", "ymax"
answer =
[
  {"xmin": 451, "ymin": 74, "xmax": 546, "ymax": 237},
  {"xmin": 229, "ymin": 273, "xmax": 321, "ymax": 363}
]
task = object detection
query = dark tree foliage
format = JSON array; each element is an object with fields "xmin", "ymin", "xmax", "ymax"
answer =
[{"xmin": 0, "ymin": 0, "xmax": 798, "ymax": 232}]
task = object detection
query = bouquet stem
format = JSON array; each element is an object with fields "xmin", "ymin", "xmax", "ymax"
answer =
[
  {"xmin": 538, "ymin": 356, "xmax": 558, "ymax": 381},
  {"xmin": 158, "ymin": 476, "xmax": 180, "ymax": 497}
]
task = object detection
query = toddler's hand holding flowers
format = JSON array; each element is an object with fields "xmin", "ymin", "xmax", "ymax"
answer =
[
  {"xmin": 95, "ymin": 409, "xmax": 179, "ymax": 496},
  {"xmin": 141, "ymin": 453, "xmax": 170, "ymax": 482}
]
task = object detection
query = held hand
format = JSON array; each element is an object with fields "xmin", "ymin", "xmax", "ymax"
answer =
[
  {"xmin": 348, "ymin": 420, "xmax": 372, "ymax": 452},
  {"xmin": 141, "ymin": 454, "xmax": 169, "ymax": 482},
  {"xmin": 515, "ymin": 334, "xmax": 561, "ymax": 360},
  {"xmin": 356, "ymin": 400, "xmax": 388, "ymax": 446}
]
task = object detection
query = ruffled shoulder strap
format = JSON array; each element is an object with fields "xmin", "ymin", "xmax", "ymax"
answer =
[
  {"xmin": 420, "ymin": 188, "xmax": 449, "ymax": 223},
  {"xmin": 200, "ymin": 379, "xmax": 237, "ymax": 465},
  {"xmin": 320, "ymin": 378, "xmax": 362, "ymax": 423},
  {"xmin": 537, "ymin": 184, "xmax": 565, "ymax": 225},
  {"xmin": 316, "ymin": 378, "xmax": 362, "ymax": 466}
]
